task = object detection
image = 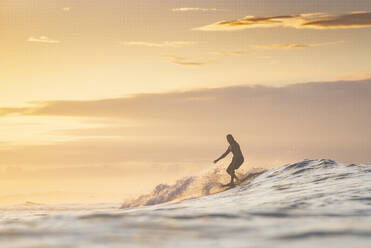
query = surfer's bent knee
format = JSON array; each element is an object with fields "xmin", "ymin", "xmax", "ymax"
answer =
[{"xmin": 227, "ymin": 168, "xmax": 235, "ymax": 176}]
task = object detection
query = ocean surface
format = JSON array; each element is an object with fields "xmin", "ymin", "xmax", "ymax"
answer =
[{"xmin": 1, "ymin": 159, "xmax": 371, "ymax": 248}]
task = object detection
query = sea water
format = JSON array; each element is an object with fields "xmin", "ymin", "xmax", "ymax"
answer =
[{"xmin": 1, "ymin": 159, "xmax": 371, "ymax": 248}]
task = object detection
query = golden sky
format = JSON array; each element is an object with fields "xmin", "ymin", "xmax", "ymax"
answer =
[{"xmin": 0, "ymin": 0, "xmax": 371, "ymax": 204}]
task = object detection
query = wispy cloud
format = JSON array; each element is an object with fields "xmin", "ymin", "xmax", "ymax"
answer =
[
  {"xmin": 252, "ymin": 41, "xmax": 343, "ymax": 50},
  {"xmin": 209, "ymin": 51, "xmax": 247, "ymax": 56},
  {"xmin": 0, "ymin": 108, "xmax": 28, "ymax": 116},
  {"xmin": 121, "ymin": 41, "xmax": 197, "ymax": 48},
  {"xmin": 27, "ymin": 36, "xmax": 60, "ymax": 44},
  {"xmin": 195, "ymin": 11, "xmax": 371, "ymax": 31},
  {"xmin": 163, "ymin": 56, "xmax": 207, "ymax": 66},
  {"xmin": 172, "ymin": 7, "xmax": 219, "ymax": 12}
]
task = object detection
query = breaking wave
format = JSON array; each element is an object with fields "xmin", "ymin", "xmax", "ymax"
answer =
[
  {"xmin": 121, "ymin": 159, "xmax": 371, "ymax": 209},
  {"xmin": 121, "ymin": 167, "xmax": 265, "ymax": 208}
]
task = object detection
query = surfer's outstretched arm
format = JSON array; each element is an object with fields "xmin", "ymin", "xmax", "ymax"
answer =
[{"xmin": 214, "ymin": 147, "xmax": 231, "ymax": 163}]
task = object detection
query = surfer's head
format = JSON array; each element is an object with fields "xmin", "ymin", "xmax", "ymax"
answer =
[{"xmin": 226, "ymin": 134, "xmax": 234, "ymax": 144}]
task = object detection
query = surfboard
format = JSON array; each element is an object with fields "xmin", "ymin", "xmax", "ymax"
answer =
[
  {"xmin": 220, "ymin": 171, "xmax": 266, "ymax": 190},
  {"xmin": 221, "ymin": 184, "xmax": 237, "ymax": 190}
]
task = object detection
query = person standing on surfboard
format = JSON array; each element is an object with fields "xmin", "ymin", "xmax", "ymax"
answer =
[{"xmin": 214, "ymin": 134, "xmax": 244, "ymax": 186}]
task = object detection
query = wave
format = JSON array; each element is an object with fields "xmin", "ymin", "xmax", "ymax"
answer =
[
  {"xmin": 121, "ymin": 159, "xmax": 371, "ymax": 209},
  {"xmin": 121, "ymin": 167, "xmax": 265, "ymax": 208}
]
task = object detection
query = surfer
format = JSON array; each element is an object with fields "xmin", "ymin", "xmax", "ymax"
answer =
[{"xmin": 214, "ymin": 134, "xmax": 244, "ymax": 186}]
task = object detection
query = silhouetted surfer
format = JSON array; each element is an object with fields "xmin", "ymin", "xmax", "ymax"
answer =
[{"xmin": 214, "ymin": 134, "xmax": 244, "ymax": 186}]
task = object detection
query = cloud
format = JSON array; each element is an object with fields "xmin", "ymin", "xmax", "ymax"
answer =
[
  {"xmin": 163, "ymin": 56, "xmax": 207, "ymax": 66},
  {"xmin": 1, "ymin": 79, "xmax": 371, "ymax": 123},
  {"xmin": 27, "ymin": 36, "xmax": 60, "ymax": 44},
  {"xmin": 0, "ymin": 107, "xmax": 28, "ymax": 117},
  {"xmin": 1, "ymin": 79, "xmax": 371, "ymax": 166},
  {"xmin": 194, "ymin": 11, "xmax": 371, "ymax": 31},
  {"xmin": 121, "ymin": 41, "xmax": 197, "ymax": 48},
  {"xmin": 172, "ymin": 8, "xmax": 219, "ymax": 12},
  {"xmin": 209, "ymin": 51, "xmax": 247, "ymax": 56},
  {"xmin": 252, "ymin": 41, "xmax": 343, "ymax": 50}
]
